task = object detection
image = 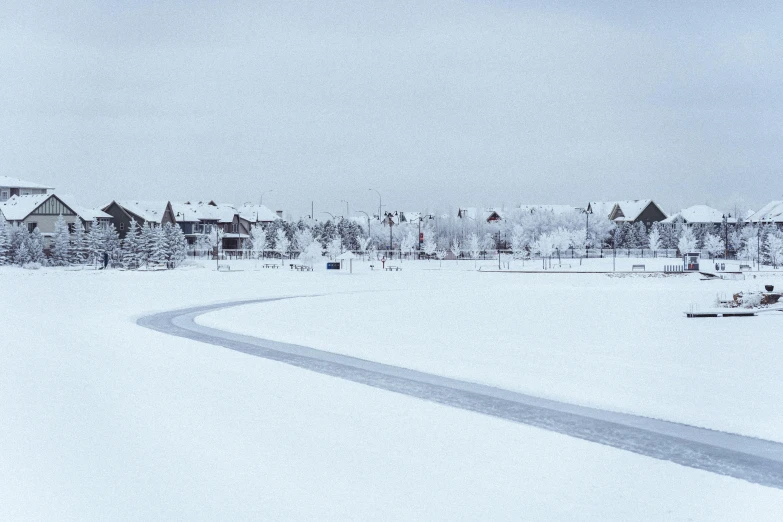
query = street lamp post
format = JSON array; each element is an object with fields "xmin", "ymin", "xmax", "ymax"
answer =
[
  {"xmin": 722, "ymin": 214, "xmax": 729, "ymax": 260},
  {"xmin": 260, "ymin": 189, "xmax": 273, "ymax": 206},
  {"xmin": 369, "ymin": 188, "xmax": 382, "ymax": 221},
  {"xmin": 357, "ymin": 210, "xmax": 371, "ymax": 240},
  {"xmin": 384, "ymin": 211, "xmax": 396, "ymax": 255},
  {"xmin": 341, "ymin": 200, "xmax": 350, "ymax": 217}
]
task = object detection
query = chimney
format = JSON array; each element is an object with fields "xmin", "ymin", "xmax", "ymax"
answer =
[{"xmin": 276, "ymin": 210, "xmax": 283, "ymax": 218}]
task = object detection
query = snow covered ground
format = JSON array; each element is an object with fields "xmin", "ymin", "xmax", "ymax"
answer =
[
  {"xmin": 2, "ymin": 261, "xmax": 783, "ymax": 520},
  {"xmin": 200, "ymin": 259, "xmax": 783, "ymax": 442}
]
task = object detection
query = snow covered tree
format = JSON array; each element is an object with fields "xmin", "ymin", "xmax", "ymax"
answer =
[
  {"xmin": 400, "ymin": 231, "xmax": 416, "ymax": 258},
  {"xmin": 422, "ymin": 235, "xmax": 436, "ymax": 258},
  {"xmin": 26, "ymin": 227, "xmax": 45, "ymax": 264},
  {"xmin": 451, "ymin": 238, "xmax": 461, "ymax": 259},
  {"xmin": 148, "ymin": 225, "xmax": 167, "ymax": 265},
  {"xmin": 9, "ymin": 224, "xmax": 29, "ymax": 265},
  {"xmin": 70, "ymin": 218, "xmax": 86, "ymax": 264},
  {"xmin": 103, "ymin": 223, "xmax": 122, "ymax": 266},
  {"xmin": 140, "ymin": 222, "xmax": 156, "ymax": 266},
  {"xmin": 532, "ymin": 233, "xmax": 555, "ymax": 258},
  {"xmin": 677, "ymin": 226, "xmax": 697, "ymax": 255},
  {"xmin": 121, "ymin": 219, "xmax": 142, "ymax": 269},
  {"xmin": 326, "ymin": 237, "xmax": 341, "ymax": 260},
  {"xmin": 299, "ymin": 240, "xmax": 323, "ymax": 267},
  {"xmin": 50, "ymin": 215, "xmax": 71, "ymax": 266},
  {"xmin": 764, "ymin": 231, "xmax": 783, "ymax": 268},
  {"xmin": 274, "ymin": 228, "xmax": 290, "ymax": 264},
  {"xmin": 511, "ymin": 225, "xmax": 527, "ymax": 260},
  {"xmin": 162, "ymin": 222, "xmax": 187, "ymax": 268},
  {"xmin": 0, "ymin": 220, "xmax": 10, "ymax": 265},
  {"xmin": 702, "ymin": 233, "xmax": 725, "ymax": 259},
  {"xmin": 250, "ymin": 224, "xmax": 268, "ymax": 259},
  {"xmin": 648, "ymin": 223, "xmax": 662, "ymax": 252},
  {"xmin": 633, "ymin": 222, "xmax": 649, "ymax": 249},
  {"xmin": 86, "ymin": 220, "xmax": 104, "ymax": 265}
]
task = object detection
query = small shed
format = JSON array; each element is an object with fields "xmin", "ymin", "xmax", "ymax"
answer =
[
  {"xmin": 337, "ymin": 251, "xmax": 357, "ymax": 273},
  {"xmin": 683, "ymin": 252, "xmax": 700, "ymax": 271}
]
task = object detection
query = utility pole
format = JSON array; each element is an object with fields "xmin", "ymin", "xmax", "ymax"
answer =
[{"xmin": 369, "ymin": 188, "xmax": 382, "ymax": 221}]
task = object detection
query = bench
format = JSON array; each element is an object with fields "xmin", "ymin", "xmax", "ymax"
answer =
[
  {"xmin": 293, "ymin": 264, "xmax": 312, "ymax": 271},
  {"xmin": 369, "ymin": 264, "xmax": 375, "ymax": 270},
  {"xmin": 632, "ymin": 264, "xmax": 646, "ymax": 271},
  {"xmin": 263, "ymin": 263, "xmax": 278, "ymax": 269},
  {"xmin": 385, "ymin": 266, "xmax": 402, "ymax": 271},
  {"xmin": 217, "ymin": 264, "xmax": 231, "ymax": 272},
  {"xmin": 739, "ymin": 264, "xmax": 751, "ymax": 271}
]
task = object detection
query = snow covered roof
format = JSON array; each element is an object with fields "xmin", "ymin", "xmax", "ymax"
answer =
[
  {"xmin": 114, "ymin": 201, "xmax": 172, "ymax": 223},
  {"xmin": 237, "ymin": 203, "xmax": 280, "ymax": 223},
  {"xmin": 747, "ymin": 201, "xmax": 783, "ymax": 223},
  {"xmin": 457, "ymin": 207, "xmax": 504, "ymax": 222},
  {"xmin": 0, "ymin": 194, "xmax": 51, "ymax": 220},
  {"xmin": 589, "ymin": 200, "xmax": 665, "ymax": 222},
  {"xmin": 0, "ymin": 175, "xmax": 54, "ymax": 190},
  {"xmin": 661, "ymin": 205, "xmax": 734, "ymax": 225},
  {"xmin": 519, "ymin": 204, "xmax": 579, "ymax": 215},
  {"xmin": 0, "ymin": 193, "xmax": 110, "ymax": 222}
]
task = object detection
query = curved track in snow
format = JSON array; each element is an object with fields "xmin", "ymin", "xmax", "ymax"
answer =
[{"xmin": 138, "ymin": 296, "xmax": 783, "ymax": 489}]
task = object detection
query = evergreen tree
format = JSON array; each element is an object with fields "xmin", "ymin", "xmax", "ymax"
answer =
[
  {"xmin": 149, "ymin": 225, "xmax": 167, "ymax": 265},
  {"xmin": 14, "ymin": 238, "xmax": 31, "ymax": 265},
  {"xmin": 648, "ymin": 222, "xmax": 662, "ymax": 251},
  {"xmin": 9, "ymin": 224, "xmax": 28, "ymax": 264},
  {"xmin": 70, "ymin": 218, "xmax": 86, "ymax": 264},
  {"xmin": 86, "ymin": 220, "xmax": 104, "ymax": 265},
  {"xmin": 121, "ymin": 219, "xmax": 142, "ymax": 269},
  {"xmin": 0, "ymin": 220, "xmax": 10, "ymax": 265},
  {"xmin": 26, "ymin": 227, "xmax": 46, "ymax": 264},
  {"xmin": 103, "ymin": 223, "xmax": 121, "ymax": 266},
  {"xmin": 51, "ymin": 214, "xmax": 71, "ymax": 266},
  {"xmin": 140, "ymin": 221, "xmax": 155, "ymax": 266},
  {"xmin": 633, "ymin": 222, "xmax": 649, "ymax": 249}
]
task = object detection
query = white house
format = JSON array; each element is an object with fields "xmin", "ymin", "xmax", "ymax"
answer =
[{"xmin": 0, "ymin": 176, "xmax": 54, "ymax": 202}]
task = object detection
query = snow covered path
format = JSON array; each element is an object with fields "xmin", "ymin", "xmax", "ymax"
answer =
[{"xmin": 139, "ymin": 296, "xmax": 783, "ymax": 490}]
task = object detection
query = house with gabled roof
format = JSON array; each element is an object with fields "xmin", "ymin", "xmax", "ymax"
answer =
[
  {"xmin": 0, "ymin": 176, "xmax": 54, "ymax": 202},
  {"xmin": 587, "ymin": 199, "xmax": 667, "ymax": 228},
  {"xmin": 457, "ymin": 207, "xmax": 503, "ymax": 222},
  {"xmin": 747, "ymin": 201, "xmax": 783, "ymax": 225},
  {"xmin": 101, "ymin": 201, "xmax": 176, "ymax": 238},
  {"xmin": 0, "ymin": 193, "xmax": 111, "ymax": 246},
  {"xmin": 662, "ymin": 205, "xmax": 735, "ymax": 226}
]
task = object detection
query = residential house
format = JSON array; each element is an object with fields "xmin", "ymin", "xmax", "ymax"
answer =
[
  {"xmin": 0, "ymin": 193, "xmax": 111, "ymax": 247},
  {"xmin": 0, "ymin": 176, "xmax": 54, "ymax": 202},
  {"xmin": 518, "ymin": 204, "xmax": 580, "ymax": 215},
  {"xmin": 101, "ymin": 201, "xmax": 176, "ymax": 238},
  {"xmin": 587, "ymin": 200, "xmax": 667, "ymax": 229},
  {"xmin": 661, "ymin": 205, "xmax": 736, "ymax": 226},
  {"xmin": 457, "ymin": 207, "xmax": 503, "ymax": 222},
  {"xmin": 747, "ymin": 201, "xmax": 783, "ymax": 226}
]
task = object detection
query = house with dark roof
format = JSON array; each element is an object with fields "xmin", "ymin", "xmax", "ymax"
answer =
[
  {"xmin": 101, "ymin": 201, "xmax": 176, "ymax": 238},
  {"xmin": 587, "ymin": 200, "xmax": 667, "ymax": 228}
]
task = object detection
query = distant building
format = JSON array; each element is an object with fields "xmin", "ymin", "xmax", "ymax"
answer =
[
  {"xmin": 661, "ymin": 205, "xmax": 735, "ymax": 226},
  {"xmin": 518, "ymin": 204, "xmax": 580, "ymax": 215},
  {"xmin": 0, "ymin": 176, "xmax": 54, "ymax": 202},
  {"xmin": 457, "ymin": 207, "xmax": 503, "ymax": 222},
  {"xmin": 0, "ymin": 193, "xmax": 110, "ymax": 246},
  {"xmin": 587, "ymin": 200, "xmax": 667, "ymax": 228},
  {"xmin": 101, "ymin": 201, "xmax": 176, "ymax": 238},
  {"xmin": 747, "ymin": 201, "xmax": 783, "ymax": 225}
]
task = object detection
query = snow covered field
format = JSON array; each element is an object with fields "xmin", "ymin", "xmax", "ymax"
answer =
[{"xmin": 2, "ymin": 261, "xmax": 783, "ymax": 520}]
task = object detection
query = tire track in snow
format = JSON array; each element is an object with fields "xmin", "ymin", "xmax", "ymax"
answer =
[{"xmin": 138, "ymin": 296, "xmax": 783, "ymax": 490}]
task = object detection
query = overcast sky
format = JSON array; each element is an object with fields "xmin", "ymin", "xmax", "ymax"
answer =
[{"xmin": 2, "ymin": 1, "xmax": 781, "ymax": 217}]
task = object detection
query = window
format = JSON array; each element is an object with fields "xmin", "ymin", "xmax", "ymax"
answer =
[
  {"xmin": 120, "ymin": 222, "xmax": 125, "ymax": 231},
  {"xmin": 68, "ymin": 223, "xmax": 76, "ymax": 233},
  {"xmin": 0, "ymin": 190, "xmax": 8, "ymax": 201},
  {"xmin": 232, "ymin": 223, "xmax": 238, "ymax": 233},
  {"xmin": 28, "ymin": 222, "xmax": 38, "ymax": 233}
]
